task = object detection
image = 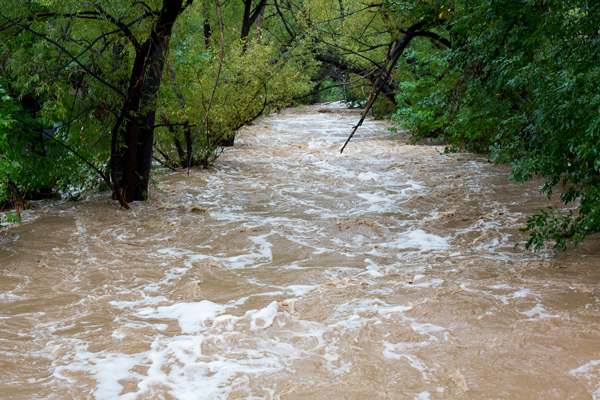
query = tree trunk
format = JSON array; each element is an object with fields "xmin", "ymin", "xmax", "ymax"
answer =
[
  {"xmin": 184, "ymin": 124, "xmax": 194, "ymax": 167},
  {"xmin": 166, "ymin": 64, "xmax": 194, "ymax": 168},
  {"xmin": 110, "ymin": 0, "xmax": 185, "ymax": 203},
  {"xmin": 203, "ymin": 19, "xmax": 211, "ymax": 48},
  {"xmin": 241, "ymin": 0, "xmax": 268, "ymax": 39},
  {"xmin": 135, "ymin": 43, "xmax": 168, "ymax": 200}
]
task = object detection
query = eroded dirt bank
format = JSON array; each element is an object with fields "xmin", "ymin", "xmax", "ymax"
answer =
[{"xmin": 2, "ymin": 103, "xmax": 600, "ymax": 399}]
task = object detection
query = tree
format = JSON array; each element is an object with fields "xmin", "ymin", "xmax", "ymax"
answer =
[
  {"xmin": 390, "ymin": 0, "xmax": 600, "ymax": 250},
  {"xmin": 153, "ymin": 0, "xmax": 318, "ymax": 161},
  {"xmin": 1, "ymin": 0, "xmax": 324, "ymax": 210},
  {"xmin": 1, "ymin": 0, "xmax": 193, "ymax": 207}
]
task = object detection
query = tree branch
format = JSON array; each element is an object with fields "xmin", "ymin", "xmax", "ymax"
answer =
[
  {"xmin": 187, "ymin": 0, "xmax": 225, "ymax": 174},
  {"xmin": 0, "ymin": 12, "xmax": 127, "ymax": 97},
  {"xmin": 340, "ymin": 20, "xmax": 427, "ymax": 153}
]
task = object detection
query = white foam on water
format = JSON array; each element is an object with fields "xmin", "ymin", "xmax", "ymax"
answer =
[
  {"xmin": 109, "ymin": 295, "xmax": 170, "ymax": 310},
  {"xmin": 490, "ymin": 284, "xmax": 513, "ymax": 290},
  {"xmin": 520, "ymin": 303, "xmax": 560, "ymax": 320},
  {"xmin": 68, "ymin": 335, "xmax": 287, "ymax": 400},
  {"xmin": 406, "ymin": 180, "xmax": 424, "ymax": 190},
  {"xmin": 283, "ymin": 284, "xmax": 316, "ymax": 296},
  {"xmin": 382, "ymin": 230, "xmax": 449, "ymax": 251},
  {"xmin": 570, "ymin": 360, "xmax": 600, "ymax": 399},
  {"xmin": 313, "ymin": 160, "xmax": 356, "ymax": 178},
  {"xmin": 0, "ymin": 293, "xmax": 23, "ymax": 300},
  {"xmin": 324, "ymin": 101, "xmax": 348, "ymax": 109},
  {"xmin": 357, "ymin": 192, "xmax": 392, "ymax": 203},
  {"xmin": 358, "ymin": 270, "xmax": 384, "ymax": 278},
  {"xmin": 137, "ymin": 301, "xmax": 227, "ymax": 333},
  {"xmin": 381, "ymin": 348, "xmax": 431, "ymax": 380},
  {"xmin": 416, "ymin": 391, "xmax": 431, "ymax": 399},
  {"xmin": 407, "ymin": 278, "xmax": 445, "ymax": 289},
  {"xmin": 111, "ymin": 322, "xmax": 168, "ymax": 339},
  {"xmin": 249, "ymin": 301, "xmax": 279, "ymax": 330},
  {"xmin": 357, "ymin": 172, "xmax": 379, "ymax": 181},
  {"xmin": 53, "ymin": 349, "xmax": 145, "ymax": 399},
  {"xmin": 410, "ymin": 322, "xmax": 446, "ymax": 339},
  {"xmin": 488, "ymin": 288, "xmax": 531, "ymax": 305},
  {"xmin": 215, "ymin": 232, "xmax": 275, "ymax": 269},
  {"xmin": 53, "ymin": 300, "xmax": 305, "ymax": 399}
]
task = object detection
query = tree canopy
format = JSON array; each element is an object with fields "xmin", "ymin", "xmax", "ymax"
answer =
[
  {"xmin": 390, "ymin": 0, "xmax": 600, "ymax": 250},
  {"xmin": 1, "ymin": 0, "xmax": 598, "ymax": 250}
]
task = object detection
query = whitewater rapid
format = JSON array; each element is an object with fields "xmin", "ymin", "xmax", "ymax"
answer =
[{"xmin": 2, "ymin": 102, "xmax": 600, "ymax": 399}]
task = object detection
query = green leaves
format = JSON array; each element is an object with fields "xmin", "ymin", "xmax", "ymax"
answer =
[
  {"xmin": 391, "ymin": 0, "xmax": 600, "ymax": 250},
  {"xmin": 5, "ymin": 213, "xmax": 21, "ymax": 224}
]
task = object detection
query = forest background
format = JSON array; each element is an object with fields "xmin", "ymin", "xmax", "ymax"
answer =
[{"xmin": 0, "ymin": 0, "xmax": 598, "ymax": 251}]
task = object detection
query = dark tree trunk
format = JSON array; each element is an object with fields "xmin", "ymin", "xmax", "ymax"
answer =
[
  {"xmin": 173, "ymin": 136, "xmax": 186, "ymax": 168},
  {"xmin": 204, "ymin": 21, "xmax": 211, "ymax": 48},
  {"xmin": 135, "ymin": 42, "xmax": 168, "ymax": 200},
  {"xmin": 241, "ymin": 0, "xmax": 268, "ymax": 39},
  {"xmin": 116, "ymin": 46, "xmax": 145, "ymax": 202},
  {"xmin": 166, "ymin": 64, "xmax": 194, "ymax": 168},
  {"xmin": 110, "ymin": 0, "xmax": 186, "ymax": 203},
  {"xmin": 184, "ymin": 124, "xmax": 194, "ymax": 167}
]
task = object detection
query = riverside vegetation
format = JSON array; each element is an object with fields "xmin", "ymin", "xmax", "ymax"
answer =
[{"xmin": 1, "ymin": 0, "xmax": 599, "ymax": 250}]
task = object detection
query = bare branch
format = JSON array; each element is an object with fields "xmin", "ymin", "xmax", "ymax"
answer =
[{"xmin": 340, "ymin": 20, "xmax": 427, "ymax": 153}]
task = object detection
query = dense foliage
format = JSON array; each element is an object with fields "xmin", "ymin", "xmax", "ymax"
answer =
[
  {"xmin": 1, "ymin": 0, "xmax": 597, "ymax": 250},
  {"xmin": 391, "ymin": 0, "xmax": 600, "ymax": 250},
  {"xmin": 0, "ymin": 0, "xmax": 318, "ymax": 207},
  {"xmin": 0, "ymin": 0, "xmax": 403, "ymax": 207}
]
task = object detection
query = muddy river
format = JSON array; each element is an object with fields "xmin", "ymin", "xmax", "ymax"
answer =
[{"xmin": 2, "ymin": 103, "xmax": 600, "ymax": 399}]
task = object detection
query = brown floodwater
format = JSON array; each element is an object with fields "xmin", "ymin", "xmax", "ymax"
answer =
[{"xmin": 2, "ymin": 103, "xmax": 600, "ymax": 399}]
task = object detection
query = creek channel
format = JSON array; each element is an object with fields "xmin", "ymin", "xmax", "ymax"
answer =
[{"xmin": 2, "ymin": 103, "xmax": 600, "ymax": 399}]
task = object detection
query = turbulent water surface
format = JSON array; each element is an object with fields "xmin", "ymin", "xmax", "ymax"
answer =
[{"xmin": 2, "ymin": 103, "xmax": 600, "ymax": 399}]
